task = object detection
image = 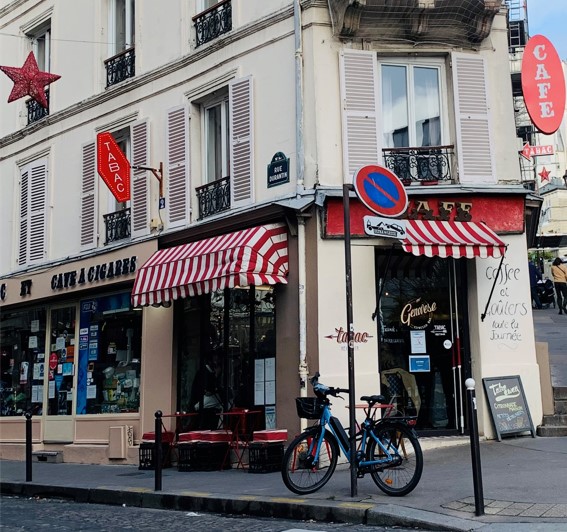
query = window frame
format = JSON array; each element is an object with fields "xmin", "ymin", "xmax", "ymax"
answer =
[
  {"xmin": 378, "ymin": 57, "xmax": 448, "ymax": 149},
  {"xmin": 108, "ymin": 0, "xmax": 135, "ymax": 57},
  {"xmin": 202, "ymin": 95, "xmax": 230, "ymax": 184}
]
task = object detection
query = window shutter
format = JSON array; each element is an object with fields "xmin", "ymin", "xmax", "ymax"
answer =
[
  {"xmin": 339, "ymin": 50, "xmax": 380, "ymax": 182},
  {"xmin": 452, "ymin": 53, "xmax": 495, "ymax": 184},
  {"xmin": 229, "ymin": 76, "xmax": 254, "ymax": 208},
  {"xmin": 80, "ymin": 142, "xmax": 97, "ymax": 249},
  {"xmin": 130, "ymin": 119, "xmax": 150, "ymax": 237},
  {"xmin": 166, "ymin": 106, "xmax": 189, "ymax": 227},
  {"xmin": 28, "ymin": 160, "xmax": 48, "ymax": 264},
  {"xmin": 18, "ymin": 168, "xmax": 29, "ymax": 266}
]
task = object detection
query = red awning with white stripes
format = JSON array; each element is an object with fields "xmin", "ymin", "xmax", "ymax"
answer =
[
  {"xmin": 132, "ymin": 224, "xmax": 288, "ymax": 307},
  {"xmin": 402, "ymin": 220, "xmax": 506, "ymax": 259}
]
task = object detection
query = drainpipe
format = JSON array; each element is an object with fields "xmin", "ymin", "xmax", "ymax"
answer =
[{"xmin": 294, "ymin": 0, "xmax": 308, "ymax": 432}]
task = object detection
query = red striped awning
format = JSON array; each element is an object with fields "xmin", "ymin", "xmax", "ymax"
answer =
[
  {"xmin": 402, "ymin": 220, "xmax": 506, "ymax": 259},
  {"xmin": 132, "ymin": 224, "xmax": 288, "ymax": 307}
]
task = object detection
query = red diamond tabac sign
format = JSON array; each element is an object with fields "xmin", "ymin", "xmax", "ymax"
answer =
[{"xmin": 97, "ymin": 132, "xmax": 131, "ymax": 202}]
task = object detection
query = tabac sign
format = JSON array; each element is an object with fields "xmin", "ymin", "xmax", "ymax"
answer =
[
  {"xmin": 97, "ymin": 132, "xmax": 131, "ymax": 202},
  {"xmin": 521, "ymin": 35, "xmax": 566, "ymax": 135}
]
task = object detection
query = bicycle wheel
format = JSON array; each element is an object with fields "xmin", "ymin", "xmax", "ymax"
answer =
[
  {"xmin": 366, "ymin": 423, "xmax": 423, "ymax": 496},
  {"xmin": 281, "ymin": 428, "xmax": 339, "ymax": 494}
]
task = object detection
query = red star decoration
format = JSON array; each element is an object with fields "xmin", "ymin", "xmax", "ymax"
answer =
[
  {"xmin": 538, "ymin": 167, "xmax": 551, "ymax": 182},
  {"xmin": 0, "ymin": 51, "xmax": 60, "ymax": 109}
]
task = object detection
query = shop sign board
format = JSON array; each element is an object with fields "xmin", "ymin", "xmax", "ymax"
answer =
[
  {"xmin": 267, "ymin": 152, "xmax": 290, "ymax": 188},
  {"xmin": 482, "ymin": 376, "xmax": 536, "ymax": 441},
  {"xmin": 520, "ymin": 142, "xmax": 554, "ymax": 161},
  {"xmin": 353, "ymin": 165, "xmax": 407, "ymax": 218},
  {"xmin": 521, "ymin": 35, "xmax": 566, "ymax": 135},
  {"xmin": 364, "ymin": 215, "xmax": 406, "ymax": 239},
  {"xmin": 97, "ymin": 132, "xmax": 131, "ymax": 202}
]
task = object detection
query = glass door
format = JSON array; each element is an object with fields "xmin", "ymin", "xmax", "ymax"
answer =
[
  {"xmin": 376, "ymin": 251, "xmax": 468, "ymax": 434},
  {"xmin": 44, "ymin": 305, "xmax": 77, "ymax": 442}
]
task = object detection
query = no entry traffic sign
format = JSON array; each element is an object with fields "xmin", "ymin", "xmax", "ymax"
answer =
[{"xmin": 353, "ymin": 164, "xmax": 407, "ymax": 218}]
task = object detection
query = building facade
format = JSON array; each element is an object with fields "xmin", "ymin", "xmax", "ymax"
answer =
[{"xmin": 0, "ymin": 0, "xmax": 543, "ymax": 463}]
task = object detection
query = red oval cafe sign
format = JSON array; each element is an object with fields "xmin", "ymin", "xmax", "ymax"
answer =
[{"xmin": 521, "ymin": 35, "xmax": 566, "ymax": 135}]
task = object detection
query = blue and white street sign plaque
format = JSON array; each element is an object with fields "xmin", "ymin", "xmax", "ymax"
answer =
[{"xmin": 353, "ymin": 164, "xmax": 408, "ymax": 218}]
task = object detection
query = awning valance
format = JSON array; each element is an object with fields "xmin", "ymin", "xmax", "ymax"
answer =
[
  {"xmin": 132, "ymin": 224, "xmax": 288, "ymax": 307},
  {"xmin": 402, "ymin": 220, "xmax": 506, "ymax": 259}
]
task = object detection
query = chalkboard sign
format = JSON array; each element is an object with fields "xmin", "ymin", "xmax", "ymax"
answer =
[{"xmin": 482, "ymin": 376, "xmax": 536, "ymax": 441}]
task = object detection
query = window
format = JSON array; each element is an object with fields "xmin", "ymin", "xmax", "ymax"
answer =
[
  {"xmin": 110, "ymin": 0, "xmax": 135, "ymax": 54},
  {"xmin": 204, "ymin": 97, "xmax": 230, "ymax": 183},
  {"xmin": 381, "ymin": 63, "xmax": 442, "ymax": 148},
  {"xmin": 0, "ymin": 308, "xmax": 47, "ymax": 416},
  {"xmin": 76, "ymin": 292, "xmax": 142, "ymax": 415},
  {"xmin": 105, "ymin": 0, "xmax": 135, "ymax": 87},
  {"xmin": 18, "ymin": 159, "xmax": 48, "ymax": 266},
  {"xmin": 176, "ymin": 287, "xmax": 275, "ymax": 431},
  {"xmin": 25, "ymin": 20, "xmax": 52, "ymax": 123}
]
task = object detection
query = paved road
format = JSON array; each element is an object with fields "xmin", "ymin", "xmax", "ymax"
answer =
[{"xmin": 0, "ymin": 495, "xmax": 421, "ymax": 532}]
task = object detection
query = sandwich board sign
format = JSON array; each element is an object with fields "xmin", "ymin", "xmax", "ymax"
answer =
[{"xmin": 482, "ymin": 376, "xmax": 536, "ymax": 441}]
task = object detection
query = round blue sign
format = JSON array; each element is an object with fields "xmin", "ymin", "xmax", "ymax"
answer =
[{"xmin": 353, "ymin": 164, "xmax": 408, "ymax": 218}]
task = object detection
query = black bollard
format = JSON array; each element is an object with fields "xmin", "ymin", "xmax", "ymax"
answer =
[
  {"xmin": 25, "ymin": 412, "xmax": 32, "ymax": 482},
  {"xmin": 154, "ymin": 410, "xmax": 162, "ymax": 491},
  {"xmin": 465, "ymin": 378, "xmax": 484, "ymax": 516}
]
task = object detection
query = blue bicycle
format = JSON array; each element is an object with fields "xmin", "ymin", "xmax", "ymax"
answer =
[{"xmin": 281, "ymin": 373, "xmax": 423, "ymax": 496}]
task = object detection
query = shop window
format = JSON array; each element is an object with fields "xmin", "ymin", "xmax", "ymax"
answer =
[
  {"xmin": 47, "ymin": 307, "xmax": 76, "ymax": 416},
  {"xmin": 76, "ymin": 292, "xmax": 142, "ymax": 414},
  {"xmin": 1, "ymin": 308, "xmax": 47, "ymax": 416},
  {"xmin": 176, "ymin": 286, "xmax": 276, "ymax": 432}
]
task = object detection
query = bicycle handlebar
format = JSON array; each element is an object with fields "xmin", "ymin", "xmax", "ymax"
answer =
[{"xmin": 310, "ymin": 372, "xmax": 349, "ymax": 398}]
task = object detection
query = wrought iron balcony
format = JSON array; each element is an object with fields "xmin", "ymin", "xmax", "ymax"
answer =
[
  {"xmin": 382, "ymin": 145, "xmax": 455, "ymax": 185},
  {"xmin": 193, "ymin": 0, "xmax": 232, "ymax": 47},
  {"xmin": 26, "ymin": 89, "xmax": 49, "ymax": 124},
  {"xmin": 104, "ymin": 47, "xmax": 135, "ymax": 88},
  {"xmin": 104, "ymin": 208, "xmax": 131, "ymax": 244},
  {"xmin": 196, "ymin": 176, "xmax": 230, "ymax": 220}
]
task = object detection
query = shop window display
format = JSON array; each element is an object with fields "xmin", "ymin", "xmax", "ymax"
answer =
[
  {"xmin": 77, "ymin": 292, "xmax": 142, "ymax": 414},
  {"xmin": 177, "ymin": 286, "xmax": 276, "ymax": 432},
  {"xmin": 47, "ymin": 307, "xmax": 77, "ymax": 416},
  {"xmin": 0, "ymin": 308, "xmax": 47, "ymax": 416}
]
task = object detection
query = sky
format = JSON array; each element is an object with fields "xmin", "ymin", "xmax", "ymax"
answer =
[{"xmin": 526, "ymin": 0, "xmax": 567, "ymax": 60}]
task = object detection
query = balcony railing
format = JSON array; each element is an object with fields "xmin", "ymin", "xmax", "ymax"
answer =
[
  {"xmin": 193, "ymin": 0, "xmax": 232, "ymax": 47},
  {"xmin": 104, "ymin": 208, "xmax": 131, "ymax": 244},
  {"xmin": 26, "ymin": 89, "xmax": 49, "ymax": 124},
  {"xmin": 104, "ymin": 47, "xmax": 135, "ymax": 88},
  {"xmin": 382, "ymin": 146, "xmax": 455, "ymax": 185},
  {"xmin": 196, "ymin": 176, "xmax": 230, "ymax": 220}
]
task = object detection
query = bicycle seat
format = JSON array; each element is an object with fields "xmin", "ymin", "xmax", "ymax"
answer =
[{"xmin": 360, "ymin": 395, "xmax": 386, "ymax": 404}]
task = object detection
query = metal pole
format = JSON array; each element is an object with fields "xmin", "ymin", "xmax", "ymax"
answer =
[
  {"xmin": 25, "ymin": 412, "xmax": 32, "ymax": 482},
  {"xmin": 465, "ymin": 378, "xmax": 484, "ymax": 516},
  {"xmin": 154, "ymin": 410, "xmax": 163, "ymax": 492},
  {"xmin": 343, "ymin": 183, "xmax": 357, "ymax": 497}
]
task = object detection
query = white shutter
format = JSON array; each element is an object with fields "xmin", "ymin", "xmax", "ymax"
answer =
[
  {"xmin": 229, "ymin": 76, "xmax": 254, "ymax": 208},
  {"xmin": 130, "ymin": 119, "xmax": 150, "ymax": 238},
  {"xmin": 339, "ymin": 50, "xmax": 380, "ymax": 182},
  {"xmin": 166, "ymin": 106, "xmax": 189, "ymax": 227},
  {"xmin": 27, "ymin": 160, "xmax": 48, "ymax": 264},
  {"xmin": 18, "ymin": 168, "xmax": 29, "ymax": 266},
  {"xmin": 452, "ymin": 53, "xmax": 495, "ymax": 184},
  {"xmin": 80, "ymin": 142, "xmax": 97, "ymax": 249}
]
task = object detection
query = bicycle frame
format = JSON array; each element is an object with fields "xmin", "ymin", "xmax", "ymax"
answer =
[{"xmin": 309, "ymin": 401, "xmax": 404, "ymax": 471}]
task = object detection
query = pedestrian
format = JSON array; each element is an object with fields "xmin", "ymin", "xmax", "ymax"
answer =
[
  {"xmin": 528, "ymin": 260, "xmax": 542, "ymax": 309},
  {"xmin": 550, "ymin": 257, "xmax": 567, "ymax": 315}
]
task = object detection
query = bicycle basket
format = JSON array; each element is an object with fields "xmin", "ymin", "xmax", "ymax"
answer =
[{"xmin": 295, "ymin": 397, "xmax": 324, "ymax": 419}]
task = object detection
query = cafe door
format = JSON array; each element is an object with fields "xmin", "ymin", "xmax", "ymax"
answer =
[
  {"xmin": 44, "ymin": 305, "xmax": 77, "ymax": 442},
  {"xmin": 375, "ymin": 251, "xmax": 469, "ymax": 434}
]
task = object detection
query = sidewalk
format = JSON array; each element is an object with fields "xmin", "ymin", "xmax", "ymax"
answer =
[{"xmin": 2, "ymin": 436, "xmax": 567, "ymax": 531}]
